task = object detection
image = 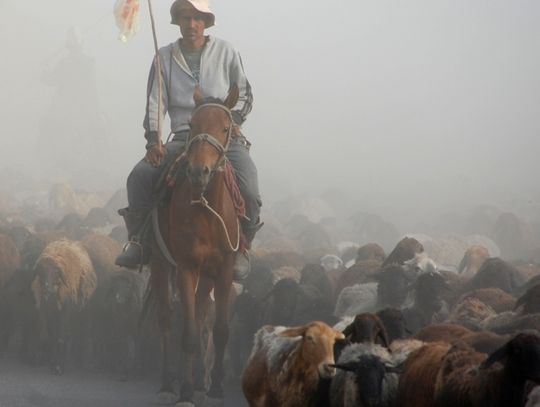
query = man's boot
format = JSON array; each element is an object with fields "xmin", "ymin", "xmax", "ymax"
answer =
[
  {"xmin": 233, "ymin": 219, "xmax": 263, "ymax": 281},
  {"xmin": 115, "ymin": 208, "xmax": 151, "ymax": 269}
]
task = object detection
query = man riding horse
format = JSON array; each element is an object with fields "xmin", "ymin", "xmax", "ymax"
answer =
[{"xmin": 115, "ymin": 0, "xmax": 262, "ymax": 279}]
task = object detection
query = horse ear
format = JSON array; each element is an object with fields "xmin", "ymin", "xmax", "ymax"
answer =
[
  {"xmin": 224, "ymin": 84, "xmax": 239, "ymax": 109},
  {"xmin": 193, "ymin": 85, "xmax": 204, "ymax": 106},
  {"xmin": 280, "ymin": 324, "xmax": 308, "ymax": 338}
]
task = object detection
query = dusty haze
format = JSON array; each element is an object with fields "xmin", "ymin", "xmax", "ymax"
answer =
[{"xmin": 1, "ymin": 0, "xmax": 539, "ymax": 230}]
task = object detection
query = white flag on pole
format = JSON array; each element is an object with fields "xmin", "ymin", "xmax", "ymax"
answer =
[{"xmin": 114, "ymin": 0, "xmax": 140, "ymax": 42}]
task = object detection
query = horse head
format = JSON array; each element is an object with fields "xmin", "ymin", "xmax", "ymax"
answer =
[{"xmin": 185, "ymin": 85, "xmax": 239, "ymax": 191}]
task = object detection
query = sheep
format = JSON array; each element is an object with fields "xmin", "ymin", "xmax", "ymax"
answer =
[
  {"xmin": 356, "ymin": 243, "xmax": 386, "ymax": 263},
  {"xmin": 242, "ymin": 321, "xmax": 345, "ymax": 407},
  {"xmin": 455, "ymin": 287, "xmax": 516, "ymax": 313},
  {"xmin": 341, "ymin": 313, "xmax": 389, "ymax": 348},
  {"xmin": 458, "ymin": 245, "xmax": 489, "ymax": 277},
  {"xmin": 90, "ymin": 269, "xmax": 148, "ymax": 379},
  {"xmin": 376, "ymin": 308, "xmax": 409, "ymax": 342},
  {"xmin": 446, "ymin": 297, "xmax": 497, "ymax": 330},
  {"xmin": 375, "ymin": 264, "xmax": 413, "ymax": 309},
  {"xmin": 266, "ymin": 278, "xmax": 335, "ymax": 326},
  {"xmin": 434, "ymin": 333, "xmax": 540, "ymax": 407},
  {"xmin": 459, "ymin": 331, "xmax": 509, "ymax": 354},
  {"xmin": 320, "ymin": 254, "xmax": 343, "ymax": 272},
  {"xmin": 402, "ymin": 271, "xmax": 451, "ymax": 334},
  {"xmin": 403, "ymin": 252, "xmax": 438, "ymax": 275},
  {"xmin": 515, "ymin": 284, "xmax": 540, "ymax": 315},
  {"xmin": 31, "ymin": 239, "xmax": 97, "ymax": 374},
  {"xmin": 414, "ymin": 323, "xmax": 473, "ymax": 343},
  {"xmin": 464, "ymin": 257, "xmax": 524, "ymax": 294},
  {"xmin": 335, "ymin": 259, "xmax": 383, "ymax": 295},
  {"xmin": 81, "ymin": 234, "xmax": 123, "ymax": 282},
  {"xmin": 329, "ymin": 343, "xmax": 399, "ymax": 407},
  {"xmin": 526, "ymin": 386, "xmax": 540, "ymax": 407},
  {"xmin": 397, "ymin": 341, "xmax": 453, "ymax": 407},
  {"xmin": 381, "ymin": 237, "xmax": 424, "ymax": 268},
  {"xmin": 334, "ymin": 282, "xmax": 378, "ymax": 318}
]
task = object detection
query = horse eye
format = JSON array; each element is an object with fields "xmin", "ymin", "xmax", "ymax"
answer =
[{"xmin": 224, "ymin": 127, "xmax": 230, "ymax": 133}]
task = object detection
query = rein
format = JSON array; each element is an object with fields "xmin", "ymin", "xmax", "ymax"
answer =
[{"xmin": 187, "ymin": 102, "xmax": 239, "ymax": 253}]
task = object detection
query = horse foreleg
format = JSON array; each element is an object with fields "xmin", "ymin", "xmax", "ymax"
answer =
[
  {"xmin": 194, "ymin": 278, "xmax": 213, "ymax": 393},
  {"xmin": 151, "ymin": 265, "xmax": 175, "ymax": 401},
  {"xmin": 177, "ymin": 268, "xmax": 199, "ymax": 403},
  {"xmin": 207, "ymin": 261, "xmax": 234, "ymax": 399}
]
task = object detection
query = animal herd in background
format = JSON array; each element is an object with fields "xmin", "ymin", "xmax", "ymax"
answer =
[{"xmin": 1, "ymin": 183, "xmax": 540, "ymax": 406}]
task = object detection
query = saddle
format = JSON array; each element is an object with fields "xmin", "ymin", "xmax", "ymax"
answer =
[{"xmin": 153, "ymin": 150, "xmax": 249, "ymax": 259}]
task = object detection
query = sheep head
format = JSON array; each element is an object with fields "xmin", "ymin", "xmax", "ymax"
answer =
[
  {"xmin": 332, "ymin": 355, "xmax": 401, "ymax": 407},
  {"xmin": 481, "ymin": 333, "xmax": 540, "ymax": 383},
  {"xmin": 280, "ymin": 321, "xmax": 345, "ymax": 379},
  {"xmin": 343, "ymin": 313, "xmax": 390, "ymax": 348}
]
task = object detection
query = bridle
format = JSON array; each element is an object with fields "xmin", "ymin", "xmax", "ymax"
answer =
[
  {"xmin": 184, "ymin": 102, "xmax": 234, "ymax": 173},
  {"xmin": 186, "ymin": 102, "xmax": 240, "ymax": 252}
]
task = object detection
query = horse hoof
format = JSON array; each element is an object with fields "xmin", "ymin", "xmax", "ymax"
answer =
[
  {"xmin": 175, "ymin": 402, "xmax": 195, "ymax": 407},
  {"xmin": 193, "ymin": 391, "xmax": 206, "ymax": 406},
  {"xmin": 157, "ymin": 391, "xmax": 177, "ymax": 405},
  {"xmin": 202, "ymin": 396, "xmax": 224, "ymax": 407}
]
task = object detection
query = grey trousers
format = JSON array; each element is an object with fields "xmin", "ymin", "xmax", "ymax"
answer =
[{"xmin": 126, "ymin": 133, "xmax": 262, "ymax": 227}]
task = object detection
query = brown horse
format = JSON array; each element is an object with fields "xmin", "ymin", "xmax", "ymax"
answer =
[{"xmin": 150, "ymin": 86, "xmax": 240, "ymax": 407}]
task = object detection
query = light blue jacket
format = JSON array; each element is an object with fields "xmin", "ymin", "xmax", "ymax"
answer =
[{"xmin": 143, "ymin": 36, "xmax": 253, "ymax": 139}]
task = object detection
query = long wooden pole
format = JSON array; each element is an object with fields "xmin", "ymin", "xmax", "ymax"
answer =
[{"xmin": 147, "ymin": 0, "xmax": 163, "ymax": 144}]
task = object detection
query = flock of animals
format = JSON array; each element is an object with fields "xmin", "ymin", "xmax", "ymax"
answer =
[{"xmin": 1, "ymin": 182, "xmax": 540, "ymax": 406}]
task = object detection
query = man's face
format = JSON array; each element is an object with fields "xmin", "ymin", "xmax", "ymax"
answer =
[{"xmin": 178, "ymin": 10, "xmax": 206, "ymax": 43}]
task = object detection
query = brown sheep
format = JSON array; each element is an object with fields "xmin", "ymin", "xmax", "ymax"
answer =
[
  {"xmin": 31, "ymin": 239, "xmax": 97, "ymax": 374},
  {"xmin": 456, "ymin": 287, "xmax": 516, "ymax": 313},
  {"xmin": 434, "ymin": 333, "xmax": 540, "ymax": 407},
  {"xmin": 81, "ymin": 234, "xmax": 123, "ymax": 281},
  {"xmin": 515, "ymin": 284, "xmax": 540, "ymax": 315},
  {"xmin": 356, "ymin": 243, "xmax": 386, "ymax": 262},
  {"xmin": 397, "ymin": 341, "xmax": 452, "ymax": 407},
  {"xmin": 463, "ymin": 257, "xmax": 523, "ymax": 294},
  {"xmin": 381, "ymin": 237, "xmax": 424, "ymax": 268},
  {"xmin": 414, "ymin": 323, "xmax": 473, "ymax": 343},
  {"xmin": 342, "ymin": 313, "xmax": 390, "ymax": 348},
  {"xmin": 335, "ymin": 259, "xmax": 382, "ymax": 294},
  {"xmin": 0, "ymin": 233, "xmax": 20, "ymax": 289},
  {"xmin": 458, "ymin": 245, "xmax": 489, "ymax": 277},
  {"xmin": 459, "ymin": 331, "xmax": 509, "ymax": 355},
  {"xmin": 447, "ymin": 297, "xmax": 496, "ymax": 330},
  {"xmin": 242, "ymin": 321, "xmax": 345, "ymax": 407}
]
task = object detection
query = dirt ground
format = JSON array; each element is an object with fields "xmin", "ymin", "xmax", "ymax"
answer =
[{"xmin": 0, "ymin": 354, "xmax": 247, "ymax": 407}]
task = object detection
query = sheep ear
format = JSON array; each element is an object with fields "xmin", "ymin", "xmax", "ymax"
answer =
[
  {"xmin": 342, "ymin": 323, "xmax": 354, "ymax": 338},
  {"xmin": 514, "ymin": 292, "xmax": 527, "ymax": 310},
  {"xmin": 481, "ymin": 343, "xmax": 509, "ymax": 369},
  {"xmin": 375, "ymin": 321, "xmax": 390, "ymax": 348},
  {"xmin": 457, "ymin": 253, "xmax": 468, "ymax": 273},
  {"xmin": 280, "ymin": 325, "xmax": 308, "ymax": 338},
  {"xmin": 334, "ymin": 330, "xmax": 346, "ymax": 340},
  {"xmin": 224, "ymin": 84, "xmax": 239, "ymax": 110}
]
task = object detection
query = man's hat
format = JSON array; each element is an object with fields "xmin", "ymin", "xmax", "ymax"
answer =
[{"xmin": 170, "ymin": 0, "xmax": 215, "ymax": 28}]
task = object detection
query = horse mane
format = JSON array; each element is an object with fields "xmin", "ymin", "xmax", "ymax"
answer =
[{"xmin": 195, "ymin": 96, "xmax": 225, "ymax": 107}]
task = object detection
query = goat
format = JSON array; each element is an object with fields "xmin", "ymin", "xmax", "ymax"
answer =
[
  {"xmin": 458, "ymin": 245, "xmax": 489, "ymax": 277},
  {"xmin": 242, "ymin": 321, "xmax": 345, "ymax": 407},
  {"xmin": 381, "ymin": 237, "xmax": 423, "ymax": 268}
]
